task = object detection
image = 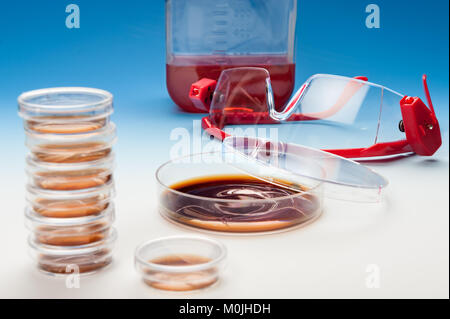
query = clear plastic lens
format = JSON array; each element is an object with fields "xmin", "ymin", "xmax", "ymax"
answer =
[
  {"xmin": 211, "ymin": 68, "xmax": 270, "ymax": 112},
  {"xmin": 209, "ymin": 67, "xmax": 272, "ymax": 129},
  {"xmin": 271, "ymin": 74, "xmax": 406, "ymax": 150},
  {"xmin": 208, "ymin": 69, "xmax": 408, "ymax": 153}
]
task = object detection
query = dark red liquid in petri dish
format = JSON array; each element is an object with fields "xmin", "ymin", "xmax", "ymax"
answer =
[
  {"xmin": 161, "ymin": 175, "xmax": 321, "ymax": 233},
  {"xmin": 166, "ymin": 55, "xmax": 295, "ymax": 113}
]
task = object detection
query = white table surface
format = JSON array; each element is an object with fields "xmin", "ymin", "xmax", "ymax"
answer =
[{"xmin": 1, "ymin": 127, "xmax": 448, "ymax": 299}]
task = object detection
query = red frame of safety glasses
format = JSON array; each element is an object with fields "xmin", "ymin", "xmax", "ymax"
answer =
[{"xmin": 194, "ymin": 75, "xmax": 441, "ymax": 159}]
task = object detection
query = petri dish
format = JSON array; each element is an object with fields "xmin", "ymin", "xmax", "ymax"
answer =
[
  {"xmin": 29, "ymin": 228, "xmax": 117, "ymax": 276},
  {"xmin": 26, "ymin": 152, "xmax": 115, "ymax": 191},
  {"xmin": 135, "ymin": 236, "xmax": 227, "ymax": 292},
  {"xmin": 18, "ymin": 87, "xmax": 113, "ymax": 134},
  {"xmin": 26, "ymin": 179, "xmax": 115, "ymax": 218},
  {"xmin": 25, "ymin": 204, "xmax": 115, "ymax": 246},
  {"xmin": 156, "ymin": 151, "xmax": 323, "ymax": 234},
  {"xmin": 223, "ymin": 136, "xmax": 389, "ymax": 203},
  {"xmin": 25, "ymin": 122, "xmax": 117, "ymax": 164}
]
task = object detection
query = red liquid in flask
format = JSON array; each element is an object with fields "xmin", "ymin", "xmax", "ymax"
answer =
[{"xmin": 166, "ymin": 55, "xmax": 295, "ymax": 113}]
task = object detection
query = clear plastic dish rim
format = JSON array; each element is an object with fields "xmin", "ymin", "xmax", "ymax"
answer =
[
  {"xmin": 25, "ymin": 151, "xmax": 116, "ymax": 173},
  {"xmin": 155, "ymin": 151, "xmax": 323, "ymax": 205},
  {"xmin": 18, "ymin": 87, "xmax": 114, "ymax": 116},
  {"xmin": 26, "ymin": 177, "xmax": 115, "ymax": 200},
  {"xmin": 25, "ymin": 203, "xmax": 115, "ymax": 230},
  {"xmin": 28, "ymin": 228, "xmax": 118, "ymax": 255},
  {"xmin": 134, "ymin": 235, "xmax": 227, "ymax": 274}
]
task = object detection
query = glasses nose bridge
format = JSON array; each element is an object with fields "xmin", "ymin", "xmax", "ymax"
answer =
[{"xmin": 269, "ymin": 81, "xmax": 309, "ymax": 121}]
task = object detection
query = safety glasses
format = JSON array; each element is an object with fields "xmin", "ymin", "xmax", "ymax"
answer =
[{"xmin": 191, "ymin": 67, "xmax": 441, "ymax": 159}]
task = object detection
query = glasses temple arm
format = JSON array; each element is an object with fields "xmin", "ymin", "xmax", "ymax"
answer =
[{"xmin": 422, "ymin": 74, "xmax": 435, "ymax": 115}]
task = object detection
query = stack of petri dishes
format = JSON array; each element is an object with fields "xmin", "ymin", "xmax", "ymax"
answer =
[{"xmin": 18, "ymin": 87, "xmax": 117, "ymax": 275}]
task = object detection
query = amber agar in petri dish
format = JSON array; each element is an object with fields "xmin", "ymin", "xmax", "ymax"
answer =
[
  {"xmin": 18, "ymin": 87, "xmax": 118, "ymax": 275},
  {"xmin": 26, "ymin": 153, "xmax": 115, "ymax": 191},
  {"xmin": 18, "ymin": 87, "xmax": 113, "ymax": 134},
  {"xmin": 26, "ymin": 179, "xmax": 115, "ymax": 218},
  {"xmin": 25, "ymin": 204, "xmax": 115, "ymax": 246},
  {"xmin": 26, "ymin": 117, "xmax": 108, "ymax": 134},
  {"xmin": 135, "ymin": 236, "xmax": 226, "ymax": 292},
  {"xmin": 29, "ymin": 228, "xmax": 117, "ymax": 276},
  {"xmin": 25, "ymin": 123, "xmax": 116, "ymax": 164}
]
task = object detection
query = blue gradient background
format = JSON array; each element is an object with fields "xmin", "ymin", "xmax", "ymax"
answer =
[
  {"xmin": 0, "ymin": 0, "xmax": 448, "ymax": 169},
  {"xmin": 0, "ymin": 1, "xmax": 448, "ymax": 299}
]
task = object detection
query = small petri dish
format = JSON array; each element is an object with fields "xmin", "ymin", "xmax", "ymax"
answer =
[
  {"xmin": 156, "ymin": 152, "xmax": 323, "ymax": 234},
  {"xmin": 26, "ymin": 152, "xmax": 115, "ymax": 191},
  {"xmin": 25, "ymin": 204, "xmax": 115, "ymax": 246},
  {"xmin": 18, "ymin": 87, "xmax": 113, "ymax": 134},
  {"xmin": 29, "ymin": 228, "xmax": 117, "ymax": 276},
  {"xmin": 25, "ymin": 122, "xmax": 117, "ymax": 164},
  {"xmin": 26, "ymin": 179, "xmax": 115, "ymax": 218},
  {"xmin": 135, "ymin": 236, "xmax": 227, "ymax": 292}
]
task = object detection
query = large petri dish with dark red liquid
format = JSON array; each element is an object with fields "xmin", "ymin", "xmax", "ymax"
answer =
[{"xmin": 156, "ymin": 151, "xmax": 323, "ymax": 234}]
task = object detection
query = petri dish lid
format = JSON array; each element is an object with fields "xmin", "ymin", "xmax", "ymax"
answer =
[
  {"xmin": 18, "ymin": 87, "xmax": 113, "ymax": 119},
  {"xmin": 223, "ymin": 136, "xmax": 388, "ymax": 203}
]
